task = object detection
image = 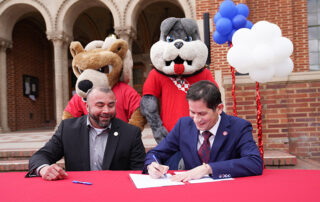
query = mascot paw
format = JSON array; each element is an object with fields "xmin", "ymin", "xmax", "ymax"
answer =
[{"xmin": 153, "ymin": 126, "xmax": 168, "ymax": 144}]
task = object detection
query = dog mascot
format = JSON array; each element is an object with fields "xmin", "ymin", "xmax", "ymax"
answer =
[
  {"xmin": 141, "ymin": 17, "xmax": 218, "ymax": 143},
  {"xmin": 63, "ymin": 36, "xmax": 146, "ymax": 130}
]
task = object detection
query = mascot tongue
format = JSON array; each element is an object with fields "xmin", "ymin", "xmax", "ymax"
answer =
[{"xmin": 174, "ymin": 63, "xmax": 184, "ymax": 75}]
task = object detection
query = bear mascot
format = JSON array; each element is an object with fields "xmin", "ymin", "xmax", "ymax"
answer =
[
  {"xmin": 63, "ymin": 36, "xmax": 146, "ymax": 130},
  {"xmin": 141, "ymin": 17, "xmax": 218, "ymax": 143}
]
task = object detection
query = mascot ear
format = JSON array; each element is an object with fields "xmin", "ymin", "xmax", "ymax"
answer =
[
  {"xmin": 70, "ymin": 41, "xmax": 84, "ymax": 57},
  {"xmin": 109, "ymin": 39, "xmax": 128, "ymax": 59}
]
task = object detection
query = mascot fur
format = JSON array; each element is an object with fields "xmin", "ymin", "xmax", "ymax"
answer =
[
  {"xmin": 63, "ymin": 36, "xmax": 146, "ymax": 130},
  {"xmin": 141, "ymin": 17, "xmax": 218, "ymax": 143}
]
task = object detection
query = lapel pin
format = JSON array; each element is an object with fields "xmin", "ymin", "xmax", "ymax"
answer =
[
  {"xmin": 114, "ymin": 131, "xmax": 118, "ymax": 136},
  {"xmin": 223, "ymin": 131, "xmax": 228, "ymax": 136}
]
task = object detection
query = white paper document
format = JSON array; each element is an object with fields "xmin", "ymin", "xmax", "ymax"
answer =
[
  {"xmin": 174, "ymin": 172, "xmax": 234, "ymax": 184},
  {"xmin": 129, "ymin": 173, "xmax": 184, "ymax": 189}
]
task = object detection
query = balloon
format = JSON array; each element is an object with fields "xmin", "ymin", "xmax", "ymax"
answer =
[
  {"xmin": 232, "ymin": 15, "xmax": 247, "ymax": 29},
  {"xmin": 252, "ymin": 44, "xmax": 275, "ymax": 69},
  {"xmin": 227, "ymin": 29, "xmax": 236, "ymax": 42},
  {"xmin": 227, "ymin": 46, "xmax": 253, "ymax": 74},
  {"xmin": 249, "ymin": 67, "xmax": 275, "ymax": 83},
  {"xmin": 232, "ymin": 28, "xmax": 255, "ymax": 47},
  {"xmin": 214, "ymin": 12, "xmax": 222, "ymax": 24},
  {"xmin": 272, "ymin": 37, "xmax": 294, "ymax": 62},
  {"xmin": 245, "ymin": 20, "xmax": 253, "ymax": 29},
  {"xmin": 237, "ymin": 4, "xmax": 249, "ymax": 17},
  {"xmin": 213, "ymin": 31, "xmax": 228, "ymax": 44},
  {"xmin": 252, "ymin": 21, "xmax": 282, "ymax": 41},
  {"xmin": 216, "ymin": 18, "xmax": 233, "ymax": 35},
  {"xmin": 219, "ymin": 0, "xmax": 238, "ymax": 19},
  {"xmin": 273, "ymin": 58, "xmax": 294, "ymax": 77}
]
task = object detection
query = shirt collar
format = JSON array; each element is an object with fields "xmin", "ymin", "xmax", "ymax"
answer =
[{"xmin": 200, "ymin": 114, "xmax": 221, "ymax": 136}]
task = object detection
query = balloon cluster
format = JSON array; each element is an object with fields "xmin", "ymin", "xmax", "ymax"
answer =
[
  {"xmin": 227, "ymin": 21, "xmax": 294, "ymax": 83},
  {"xmin": 213, "ymin": 0, "xmax": 252, "ymax": 44}
]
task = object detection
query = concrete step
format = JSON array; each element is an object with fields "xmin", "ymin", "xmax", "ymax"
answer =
[
  {"xmin": 264, "ymin": 150, "xmax": 297, "ymax": 166},
  {"xmin": 0, "ymin": 149, "xmax": 36, "ymax": 160},
  {"xmin": 0, "ymin": 149, "xmax": 299, "ymax": 172},
  {"xmin": 0, "ymin": 159, "xmax": 65, "ymax": 172}
]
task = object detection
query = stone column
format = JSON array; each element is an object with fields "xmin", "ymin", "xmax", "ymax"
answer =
[
  {"xmin": 47, "ymin": 32, "xmax": 71, "ymax": 126},
  {"xmin": 0, "ymin": 39, "xmax": 12, "ymax": 132}
]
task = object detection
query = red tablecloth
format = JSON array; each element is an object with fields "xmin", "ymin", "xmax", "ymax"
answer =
[{"xmin": 0, "ymin": 169, "xmax": 319, "ymax": 202}]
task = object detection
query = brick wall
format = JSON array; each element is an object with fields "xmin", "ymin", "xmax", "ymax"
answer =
[
  {"xmin": 196, "ymin": 0, "xmax": 320, "ymax": 161},
  {"xmin": 6, "ymin": 19, "xmax": 55, "ymax": 131}
]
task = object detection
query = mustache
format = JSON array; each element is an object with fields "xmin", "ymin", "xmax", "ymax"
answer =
[{"xmin": 100, "ymin": 113, "xmax": 112, "ymax": 118}]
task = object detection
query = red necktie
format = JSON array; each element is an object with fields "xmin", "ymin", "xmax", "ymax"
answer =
[{"xmin": 198, "ymin": 131, "xmax": 212, "ymax": 163}]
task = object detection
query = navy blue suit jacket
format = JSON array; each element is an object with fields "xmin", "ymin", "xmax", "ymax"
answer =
[{"xmin": 144, "ymin": 112, "xmax": 263, "ymax": 179}]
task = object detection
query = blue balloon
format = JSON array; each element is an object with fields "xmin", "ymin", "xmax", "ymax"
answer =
[
  {"xmin": 236, "ymin": 4, "xmax": 249, "ymax": 18},
  {"xmin": 227, "ymin": 29, "xmax": 236, "ymax": 42},
  {"xmin": 216, "ymin": 18, "xmax": 233, "ymax": 35},
  {"xmin": 219, "ymin": 0, "xmax": 238, "ymax": 19},
  {"xmin": 214, "ymin": 12, "xmax": 222, "ymax": 24},
  {"xmin": 245, "ymin": 20, "xmax": 253, "ymax": 29},
  {"xmin": 232, "ymin": 15, "xmax": 247, "ymax": 29},
  {"xmin": 213, "ymin": 31, "xmax": 228, "ymax": 45}
]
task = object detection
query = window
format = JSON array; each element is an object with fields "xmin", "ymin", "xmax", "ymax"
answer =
[{"xmin": 308, "ymin": 0, "xmax": 320, "ymax": 70}]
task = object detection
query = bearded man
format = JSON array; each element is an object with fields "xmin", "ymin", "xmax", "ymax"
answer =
[{"xmin": 27, "ymin": 87, "xmax": 146, "ymax": 181}]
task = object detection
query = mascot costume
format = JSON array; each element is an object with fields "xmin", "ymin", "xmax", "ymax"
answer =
[
  {"xmin": 63, "ymin": 36, "xmax": 146, "ymax": 130},
  {"xmin": 141, "ymin": 17, "xmax": 218, "ymax": 143}
]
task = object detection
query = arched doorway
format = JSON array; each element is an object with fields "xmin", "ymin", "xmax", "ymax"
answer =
[{"xmin": 7, "ymin": 15, "xmax": 54, "ymax": 131}]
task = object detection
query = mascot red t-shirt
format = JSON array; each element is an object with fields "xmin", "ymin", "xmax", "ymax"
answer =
[{"xmin": 143, "ymin": 68, "xmax": 217, "ymax": 132}]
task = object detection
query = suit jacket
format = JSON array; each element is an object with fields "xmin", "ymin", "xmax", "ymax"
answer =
[
  {"xmin": 27, "ymin": 116, "xmax": 146, "ymax": 176},
  {"xmin": 144, "ymin": 112, "xmax": 263, "ymax": 179}
]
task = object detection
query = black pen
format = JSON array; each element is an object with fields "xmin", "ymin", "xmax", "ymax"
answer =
[{"xmin": 152, "ymin": 154, "xmax": 167, "ymax": 178}]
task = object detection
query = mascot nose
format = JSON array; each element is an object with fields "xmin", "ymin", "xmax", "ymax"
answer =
[
  {"xmin": 78, "ymin": 80, "xmax": 93, "ymax": 93},
  {"xmin": 174, "ymin": 42, "xmax": 183, "ymax": 49}
]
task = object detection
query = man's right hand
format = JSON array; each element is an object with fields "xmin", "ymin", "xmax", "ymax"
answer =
[
  {"xmin": 147, "ymin": 162, "xmax": 169, "ymax": 179},
  {"xmin": 39, "ymin": 164, "xmax": 68, "ymax": 181}
]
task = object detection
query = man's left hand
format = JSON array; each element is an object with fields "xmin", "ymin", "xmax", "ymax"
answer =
[{"xmin": 171, "ymin": 164, "xmax": 211, "ymax": 182}]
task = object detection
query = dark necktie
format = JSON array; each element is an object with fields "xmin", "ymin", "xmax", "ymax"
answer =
[{"xmin": 198, "ymin": 131, "xmax": 212, "ymax": 163}]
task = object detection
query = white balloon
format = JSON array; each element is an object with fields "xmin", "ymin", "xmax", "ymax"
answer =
[
  {"xmin": 273, "ymin": 58, "xmax": 294, "ymax": 77},
  {"xmin": 252, "ymin": 44, "xmax": 275, "ymax": 69},
  {"xmin": 249, "ymin": 67, "xmax": 275, "ymax": 83},
  {"xmin": 272, "ymin": 37, "xmax": 294, "ymax": 62},
  {"xmin": 232, "ymin": 28, "xmax": 256, "ymax": 47},
  {"xmin": 252, "ymin": 21, "xmax": 282, "ymax": 42},
  {"xmin": 227, "ymin": 46, "xmax": 253, "ymax": 74}
]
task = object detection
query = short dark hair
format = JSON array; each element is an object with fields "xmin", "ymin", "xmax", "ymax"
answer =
[
  {"xmin": 86, "ymin": 87, "xmax": 114, "ymax": 101},
  {"xmin": 186, "ymin": 80, "xmax": 221, "ymax": 110}
]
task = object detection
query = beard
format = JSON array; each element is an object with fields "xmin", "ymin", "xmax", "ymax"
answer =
[{"xmin": 89, "ymin": 112, "xmax": 115, "ymax": 128}]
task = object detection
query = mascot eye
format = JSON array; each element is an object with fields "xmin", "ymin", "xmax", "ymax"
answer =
[
  {"xmin": 184, "ymin": 36, "xmax": 192, "ymax": 42},
  {"xmin": 98, "ymin": 65, "xmax": 113, "ymax": 74},
  {"xmin": 166, "ymin": 35, "xmax": 175, "ymax": 42}
]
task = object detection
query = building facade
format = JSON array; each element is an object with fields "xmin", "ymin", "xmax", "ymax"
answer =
[{"xmin": 0, "ymin": 0, "xmax": 319, "ymax": 161}]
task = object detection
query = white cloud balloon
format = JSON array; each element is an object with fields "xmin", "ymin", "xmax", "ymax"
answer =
[{"xmin": 227, "ymin": 21, "xmax": 294, "ymax": 83}]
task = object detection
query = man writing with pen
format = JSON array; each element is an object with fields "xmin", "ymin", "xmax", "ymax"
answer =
[{"xmin": 143, "ymin": 80, "xmax": 263, "ymax": 181}]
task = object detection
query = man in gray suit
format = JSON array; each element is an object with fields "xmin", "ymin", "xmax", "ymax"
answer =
[{"xmin": 27, "ymin": 87, "xmax": 146, "ymax": 180}]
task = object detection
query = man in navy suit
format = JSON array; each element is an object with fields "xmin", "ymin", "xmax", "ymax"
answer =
[{"xmin": 144, "ymin": 80, "xmax": 263, "ymax": 181}]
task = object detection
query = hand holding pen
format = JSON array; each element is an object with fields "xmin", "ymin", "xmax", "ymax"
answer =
[{"xmin": 147, "ymin": 155, "xmax": 169, "ymax": 179}]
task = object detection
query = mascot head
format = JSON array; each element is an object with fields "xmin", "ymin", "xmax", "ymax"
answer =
[
  {"xmin": 70, "ymin": 36, "xmax": 133, "ymax": 99},
  {"xmin": 150, "ymin": 17, "xmax": 208, "ymax": 76}
]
